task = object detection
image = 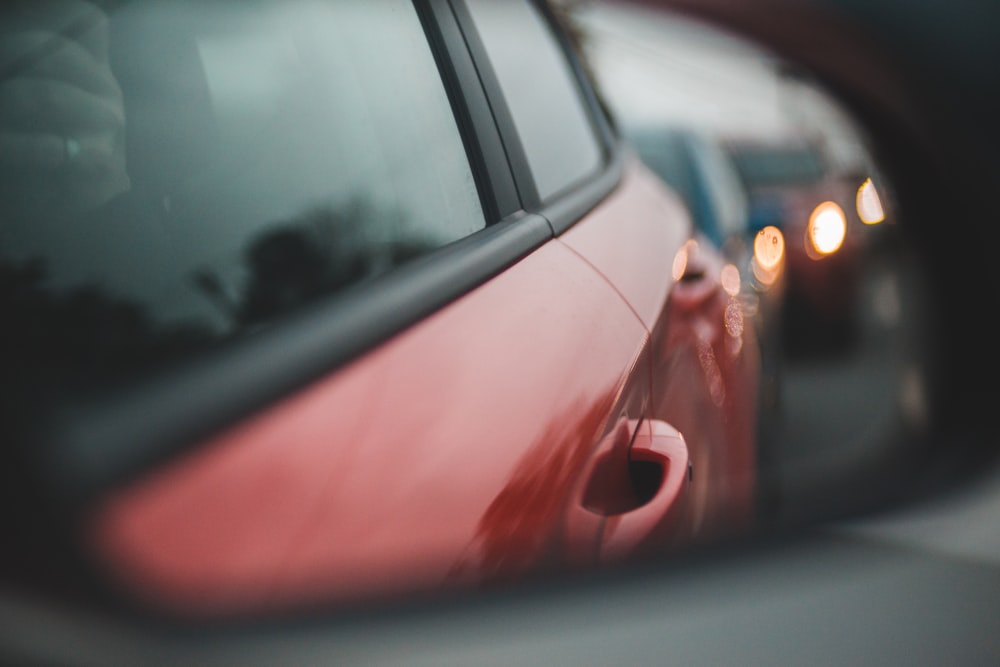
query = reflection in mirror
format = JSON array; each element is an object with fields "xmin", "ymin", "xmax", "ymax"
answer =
[
  {"xmin": 566, "ymin": 0, "xmax": 928, "ymax": 528},
  {"xmin": 0, "ymin": 0, "xmax": 933, "ymax": 623}
]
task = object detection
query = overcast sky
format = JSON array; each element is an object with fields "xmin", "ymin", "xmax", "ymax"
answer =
[{"xmin": 572, "ymin": 1, "xmax": 873, "ymax": 167}]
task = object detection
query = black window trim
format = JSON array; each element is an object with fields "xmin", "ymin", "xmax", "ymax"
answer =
[
  {"xmin": 530, "ymin": 0, "xmax": 624, "ymax": 233},
  {"xmin": 447, "ymin": 0, "xmax": 541, "ymax": 213},
  {"xmin": 450, "ymin": 0, "xmax": 624, "ymax": 234},
  {"xmin": 420, "ymin": 0, "xmax": 521, "ymax": 222}
]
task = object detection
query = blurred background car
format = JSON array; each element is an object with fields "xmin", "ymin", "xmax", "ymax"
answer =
[
  {"xmin": 570, "ymin": 0, "xmax": 921, "ymax": 531},
  {"xmin": 573, "ymin": 0, "xmax": 896, "ymax": 359},
  {"xmin": 722, "ymin": 130, "xmax": 893, "ymax": 354},
  {"xmin": 624, "ymin": 125, "xmax": 751, "ymax": 261}
]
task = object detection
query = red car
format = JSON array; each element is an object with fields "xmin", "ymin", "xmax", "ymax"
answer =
[{"xmin": 0, "ymin": 0, "xmax": 760, "ymax": 619}]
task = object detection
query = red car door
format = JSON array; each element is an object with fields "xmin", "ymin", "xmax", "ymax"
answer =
[
  {"xmin": 0, "ymin": 0, "xmax": 751, "ymax": 620},
  {"xmin": 85, "ymin": 0, "xmax": 703, "ymax": 618}
]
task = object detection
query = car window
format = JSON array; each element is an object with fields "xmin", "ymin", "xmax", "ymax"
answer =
[
  {"xmin": 689, "ymin": 136, "xmax": 749, "ymax": 240},
  {"xmin": 726, "ymin": 144, "xmax": 827, "ymax": 188},
  {"xmin": 464, "ymin": 0, "xmax": 604, "ymax": 203},
  {"xmin": 0, "ymin": 0, "xmax": 485, "ymax": 394},
  {"xmin": 627, "ymin": 127, "xmax": 740, "ymax": 245},
  {"xmin": 628, "ymin": 129, "xmax": 698, "ymax": 210}
]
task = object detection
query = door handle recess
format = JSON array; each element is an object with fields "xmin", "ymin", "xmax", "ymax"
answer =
[
  {"xmin": 601, "ymin": 420, "xmax": 689, "ymax": 562},
  {"xmin": 565, "ymin": 419, "xmax": 690, "ymax": 566}
]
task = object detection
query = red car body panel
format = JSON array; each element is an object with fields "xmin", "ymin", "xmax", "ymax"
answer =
[
  {"xmin": 560, "ymin": 158, "xmax": 688, "ymax": 330},
  {"xmin": 89, "ymin": 159, "xmax": 758, "ymax": 617},
  {"xmin": 650, "ymin": 263, "xmax": 760, "ymax": 535}
]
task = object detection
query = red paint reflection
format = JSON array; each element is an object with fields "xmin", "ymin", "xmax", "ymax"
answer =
[
  {"xmin": 651, "ymin": 273, "xmax": 759, "ymax": 539},
  {"xmin": 449, "ymin": 394, "xmax": 616, "ymax": 585}
]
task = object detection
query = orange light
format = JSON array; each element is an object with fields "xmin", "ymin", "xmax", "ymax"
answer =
[
  {"xmin": 754, "ymin": 225, "xmax": 785, "ymax": 271},
  {"xmin": 721, "ymin": 264, "xmax": 741, "ymax": 296},
  {"xmin": 671, "ymin": 246, "xmax": 688, "ymax": 282},
  {"xmin": 672, "ymin": 239, "xmax": 699, "ymax": 281},
  {"xmin": 724, "ymin": 297, "xmax": 745, "ymax": 340},
  {"xmin": 856, "ymin": 178, "xmax": 885, "ymax": 224},
  {"xmin": 807, "ymin": 201, "xmax": 847, "ymax": 256}
]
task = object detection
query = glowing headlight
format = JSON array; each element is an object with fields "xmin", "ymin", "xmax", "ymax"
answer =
[
  {"xmin": 752, "ymin": 225, "xmax": 784, "ymax": 287},
  {"xmin": 754, "ymin": 225, "xmax": 785, "ymax": 271},
  {"xmin": 807, "ymin": 201, "xmax": 847, "ymax": 256},
  {"xmin": 721, "ymin": 264, "xmax": 741, "ymax": 296},
  {"xmin": 856, "ymin": 177, "xmax": 885, "ymax": 224}
]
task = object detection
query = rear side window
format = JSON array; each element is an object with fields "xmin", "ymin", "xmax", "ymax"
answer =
[
  {"xmin": 465, "ymin": 0, "xmax": 604, "ymax": 203},
  {"xmin": 0, "ymin": 0, "xmax": 484, "ymax": 393}
]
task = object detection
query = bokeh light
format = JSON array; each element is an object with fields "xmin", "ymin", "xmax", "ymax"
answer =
[
  {"xmin": 857, "ymin": 177, "xmax": 885, "ymax": 224},
  {"xmin": 807, "ymin": 201, "xmax": 847, "ymax": 256}
]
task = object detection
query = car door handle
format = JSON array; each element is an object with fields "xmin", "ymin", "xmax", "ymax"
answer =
[
  {"xmin": 600, "ymin": 420, "xmax": 690, "ymax": 562},
  {"xmin": 565, "ymin": 419, "xmax": 690, "ymax": 566}
]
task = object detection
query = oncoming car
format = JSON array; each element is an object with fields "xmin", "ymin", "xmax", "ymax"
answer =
[
  {"xmin": 0, "ymin": 0, "xmax": 761, "ymax": 620},
  {"xmin": 723, "ymin": 132, "xmax": 891, "ymax": 353}
]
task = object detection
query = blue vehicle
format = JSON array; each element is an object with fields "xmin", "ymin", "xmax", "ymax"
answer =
[
  {"xmin": 626, "ymin": 124, "xmax": 752, "ymax": 260},
  {"xmin": 626, "ymin": 122, "xmax": 786, "ymax": 514}
]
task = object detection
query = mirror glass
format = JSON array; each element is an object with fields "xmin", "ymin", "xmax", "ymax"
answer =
[
  {"xmin": 565, "ymin": 0, "xmax": 930, "ymax": 528},
  {"xmin": 0, "ymin": 0, "xmax": 932, "ymax": 621}
]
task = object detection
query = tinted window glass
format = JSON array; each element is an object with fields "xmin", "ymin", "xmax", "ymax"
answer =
[
  {"xmin": 689, "ymin": 137, "xmax": 748, "ymax": 240},
  {"xmin": 629, "ymin": 126, "xmax": 748, "ymax": 250},
  {"xmin": 629, "ymin": 129, "xmax": 697, "ymax": 207},
  {"xmin": 726, "ymin": 144, "xmax": 827, "ymax": 188},
  {"xmin": 465, "ymin": 0, "xmax": 603, "ymax": 202},
  {"xmin": 0, "ymin": 0, "xmax": 483, "ymax": 394}
]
